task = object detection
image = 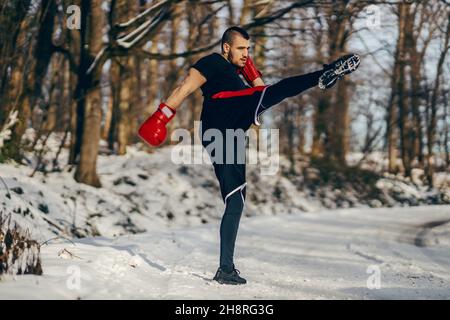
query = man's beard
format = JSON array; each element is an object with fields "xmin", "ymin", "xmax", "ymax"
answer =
[
  {"xmin": 228, "ymin": 51, "xmax": 234, "ymax": 63},
  {"xmin": 228, "ymin": 51, "xmax": 238, "ymax": 66}
]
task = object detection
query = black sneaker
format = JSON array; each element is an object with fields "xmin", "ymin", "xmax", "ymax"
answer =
[
  {"xmin": 213, "ymin": 267, "xmax": 247, "ymax": 285},
  {"xmin": 318, "ymin": 53, "xmax": 361, "ymax": 89}
]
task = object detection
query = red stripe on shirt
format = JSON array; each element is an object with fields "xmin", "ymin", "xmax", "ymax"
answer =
[{"xmin": 211, "ymin": 86, "xmax": 268, "ymax": 99}]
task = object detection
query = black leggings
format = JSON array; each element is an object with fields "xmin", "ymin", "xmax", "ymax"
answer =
[
  {"xmin": 220, "ymin": 189, "xmax": 245, "ymax": 272},
  {"xmin": 218, "ymin": 70, "xmax": 323, "ymax": 272},
  {"xmin": 260, "ymin": 70, "xmax": 322, "ymax": 111}
]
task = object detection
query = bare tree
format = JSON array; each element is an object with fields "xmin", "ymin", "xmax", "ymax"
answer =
[
  {"xmin": 425, "ymin": 9, "xmax": 450, "ymax": 186},
  {"xmin": 74, "ymin": 0, "xmax": 105, "ymax": 187}
]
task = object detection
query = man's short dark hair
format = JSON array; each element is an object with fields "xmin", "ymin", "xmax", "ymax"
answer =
[{"xmin": 221, "ymin": 26, "xmax": 249, "ymax": 51}]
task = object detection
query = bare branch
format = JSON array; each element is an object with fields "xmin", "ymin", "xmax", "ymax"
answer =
[{"xmin": 115, "ymin": 0, "xmax": 172, "ymax": 29}]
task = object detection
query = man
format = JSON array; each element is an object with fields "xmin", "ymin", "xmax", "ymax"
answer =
[{"xmin": 138, "ymin": 26, "xmax": 360, "ymax": 285}]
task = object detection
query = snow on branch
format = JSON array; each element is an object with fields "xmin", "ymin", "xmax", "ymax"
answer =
[
  {"xmin": 88, "ymin": 0, "xmax": 313, "ymax": 75},
  {"xmin": 139, "ymin": 0, "xmax": 315, "ymax": 61},
  {"xmin": 87, "ymin": 47, "xmax": 107, "ymax": 75},
  {"xmin": 116, "ymin": 0, "xmax": 171, "ymax": 29},
  {"xmin": 243, "ymin": 0, "xmax": 314, "ymax": 29},
  {"xmin": 116, "ymin": 6, "xmax": 170, "ymax": 49},
  {"xmin": 117, "ymin": 15, "xmax": 160, "ymax": 48},
  {"xmin": 87, "ymin": 2, "xmax": 173, "ymax": 75},
  {"xmin": 140, "ymin": 40, "xmax": 219, "ymax": 60}
]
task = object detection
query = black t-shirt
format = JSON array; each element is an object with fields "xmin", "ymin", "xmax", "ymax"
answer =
[{"xmin": 191, "ymin": 53, "xmax": 248, "ymax": 100}]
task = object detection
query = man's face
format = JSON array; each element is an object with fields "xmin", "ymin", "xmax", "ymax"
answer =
[{"xmin": 224, "ymin": 35, "xmax": 250, "ymax": 68}]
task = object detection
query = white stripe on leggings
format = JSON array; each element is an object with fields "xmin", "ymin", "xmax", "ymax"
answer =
[
  {"xmin": 254, "ymin": 85, "xmax": 270, "ymax": 126},
  {"xmin": 240, "ymin": 185, "xmax": 246, "ymax": 208},
  {"xmin": 224, "ymin": 182, "xmax": 247, "ymax": 205}
]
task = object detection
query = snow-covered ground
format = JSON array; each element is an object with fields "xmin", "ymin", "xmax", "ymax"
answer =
[
  {"xmin": 0, "ymin": 205, "xmax": 449, "ymax": 299},
  {"xmin": 1, "ymin": 143, "xmax": 448, "ymax": 243}
]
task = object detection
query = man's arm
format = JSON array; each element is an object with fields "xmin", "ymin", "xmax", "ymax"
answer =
[
  {"xmin": 252, "ymin": 77, "xmax": 265, "ymax": 86},
  {"xmin": 165, "ymin": 67, "xmax": 207, "ymax": 109},
  {"xmin": 138, "ymin": 67, "xmax": 206, "ymax": 147},
  {"xmin": 240, "ymin": 56, "xmax": 265, "ymax": 87}
]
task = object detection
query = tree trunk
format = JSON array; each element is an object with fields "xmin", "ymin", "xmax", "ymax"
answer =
[
  {"xmin": 331, "ymin": 76, "xmax": 350, "ymax": 165},
  {"xmin": 113, "ymin": 0, "xmax": 139, "ymax": 155},
  {"xmin": 386, "ymin": 74, "xmax": 399, "ymax": 173},
  {"xmin": 386, "ymin": 3, "xmax": 410, "ymax": 174},
  {"xmin": 0, "ymin": 0, "xmax": 32, "ymax": 122},
  {"xmin": 3, "ymin": 0, "xmax": 56, "ymax": 161},
  {"xmin": 108, "ymin": 59, "xmax": 120, "ymax": 151},
  {"xmin": 325, "ymin": 2, "xmax": 352, "ymax": 165},
  {"xmin": 74, "ymin": 0, "xmax": 104, "ymax": 187},
  {"xmin": 425, "ymin": 11, "xmax": 450, "ymax": 186},
  {"xmin": 163, "ymin": 4, "xmax": 183, "ymax": 145},
  {"xmin": 405, "ymin": 3, "xmax": 424, "ymax": 167},
  {"xmin": 102, "ymin": 95, "xmax": 113, "ymax": 141},
  {"xmin": 44, "ymin": 54, "xmax": 65, "ymax": 133},
  {"xmin": 226, "ymin": 0, "xmax": 235, "ymax": 25},
  {"xmin": 75, "ymin": 88, "xmax": 102, "ymax": 187},
  {"xmin": 147, "ymin": 35, "xmax": 160, "ymax": 113},
  {"xmin": 444, "ymin": 89, "xmax": 449, "ymax": 168},
  {"xmin": 185, "ymin": 1, "xmax": 202, "ymax": 136},
  {"xmin": 311, "ymin": 8, "xmax": 327, "ymax": 158},
  {"xmin": 117, "ymin": 58, "xmax": 134, "ymax": 155},
  {"xmin": 239, "ymin": 0, "xmax": 252, "ymax": 25},
  {"xmin": 68, "ymin": 11, "xmax": 81, "ymax": 165},
  {"xmin": 397, "ymin": 2, "xmax": 413, "ymax": 177}
]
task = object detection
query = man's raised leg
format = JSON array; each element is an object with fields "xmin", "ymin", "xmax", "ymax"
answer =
[{"xmin": 259, "ymin": 53, "xmax": 361, "ymax": 113}]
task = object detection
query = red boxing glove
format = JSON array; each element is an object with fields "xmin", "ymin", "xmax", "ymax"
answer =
[
  {"xmin": 239, "ymin": 56, "xmax": 262, "ymax": 85},
  {"xmin": 138, "ymin": 102, "xmax": 176, "ymax": 147}
]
